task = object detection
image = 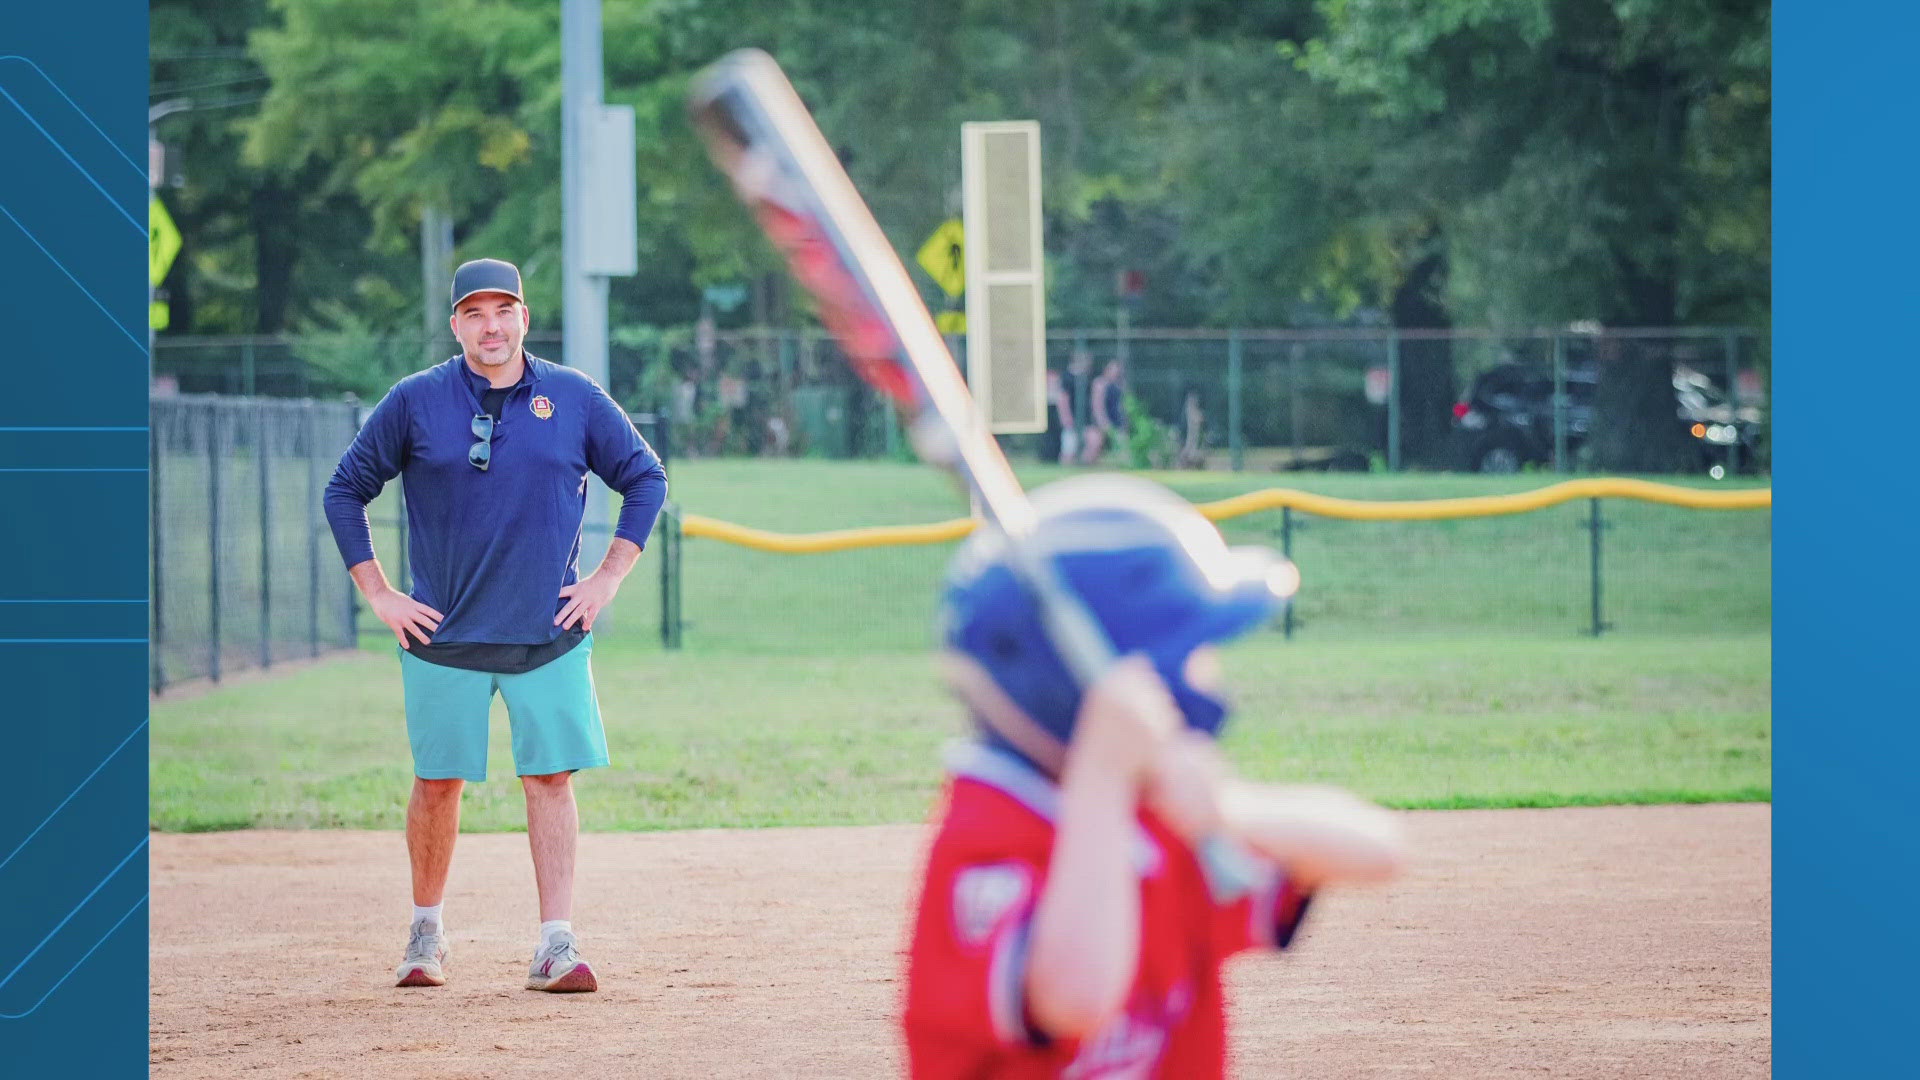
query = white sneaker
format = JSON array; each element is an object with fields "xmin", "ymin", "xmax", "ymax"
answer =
[
  {"xmin": 525, "ymin": 930, "xmax": 597, "ymax": 993},
  {"xmin": 395, "ymin": 918, "xmax": 449, "ymax": 987}
]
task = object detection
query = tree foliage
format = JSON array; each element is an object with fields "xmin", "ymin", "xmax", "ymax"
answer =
[{"xmin": 155, "ymin": 0, "xmax": 1768, "ymax": 461}]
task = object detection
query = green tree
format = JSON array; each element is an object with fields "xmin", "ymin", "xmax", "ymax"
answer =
[
  {"xmin": 1288, "ymin": 0, "xmax": 1770, "ymax": 469},
  {"xmin": 152, "ymin": 0, "xmax": 369, "ymax": 338},
  {"xmin": 241, "ymin": 0, "xmax": 789, "ymax": 355},
  {"xmin": 158, "ymin": 0, "xmax": 1767, "ymax": 474}
]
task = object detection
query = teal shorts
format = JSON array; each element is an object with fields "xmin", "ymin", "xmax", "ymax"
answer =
[{"xmin": 398, "ymin": 635, "xmax": 609, "ymax": 782}]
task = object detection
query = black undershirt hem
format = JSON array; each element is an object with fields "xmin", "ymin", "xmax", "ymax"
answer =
[{"xmin": 406, "ymin": 628, "xmax": 588, "ymax": 674}]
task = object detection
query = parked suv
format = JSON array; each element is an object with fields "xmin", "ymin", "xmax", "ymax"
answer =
[{"xmin": 1451, "ymin": 362, "xmax": 1762, "ymax": 474}]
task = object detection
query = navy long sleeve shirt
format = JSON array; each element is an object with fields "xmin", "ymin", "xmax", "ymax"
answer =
[{"xmin": 324, "ymin": 353, "xmax": 668, "ymax": 645}]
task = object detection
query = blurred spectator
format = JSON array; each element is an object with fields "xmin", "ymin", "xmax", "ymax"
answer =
[
  {"xmin": 672, "ymin": 370, "xmax": 698, "ymax": 428},
  {"xmin": 719, "ymin": 372, "xmax": 747, "ymax": 412},
  {"xmin": 1177, "ymin": 387, "xmax": 1207, "ymax": 469},
  {"xmin": 766, "ymin": 410, "xmax": 792, "ymax": 455},
  {"xmin": 1040, "ymin": 368, "xmax": 1079, "ymax": 465},
  {"xmin": 1065, "ymin": 349, "xmax": 1094, "ymax": 425},
  {"xmin": 1081, "ymin": 358, "xmax": 1127, "ymax": 464}
]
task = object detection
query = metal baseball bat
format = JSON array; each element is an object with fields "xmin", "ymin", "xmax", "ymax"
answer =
[{"xmin": 687, "ymin": 49, "xmax": 1117, "ymax": 685}]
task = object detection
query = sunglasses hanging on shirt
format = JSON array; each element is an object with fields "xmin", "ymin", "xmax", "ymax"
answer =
[{"xmin": 469, "ymin": 413, "xmax": 495, "ymax": 470}]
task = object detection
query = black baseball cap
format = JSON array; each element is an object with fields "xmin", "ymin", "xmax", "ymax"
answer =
[{"xmin": 450, "ymin": 258, "xmax": 524, "ymax": 310}]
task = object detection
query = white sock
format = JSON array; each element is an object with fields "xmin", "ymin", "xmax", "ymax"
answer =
[
  {"xmin": 413, "ymin": 903, "xmax": 444, "ymax": 930},
  {"xmin": 540, "ymin": 919, "xmax": 573, "ymax": 948}
]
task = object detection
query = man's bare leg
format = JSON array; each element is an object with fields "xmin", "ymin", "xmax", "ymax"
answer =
[
  {"xmin": 522, "ymin": 771, "xmax": 596, "ymax": 992},
  {"xmin": 397, "ymin": 777, "xmax": 463, "ymax": 987},
  {"xmin": 522, "ymin": 772, "xmax": 577, "ymax": 921},
  {"xmin": 407, "ymin": 777, "xmax": 465, "ymax": 905}
]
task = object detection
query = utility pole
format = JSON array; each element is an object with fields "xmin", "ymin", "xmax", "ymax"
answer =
[
  {"xmin": 420, "ymin": 204, "xmax": 454, "ymax": 368},
  {"xmin": 561, "ymin": 0, "xmax": 637, "ymax": 571},
  {"xmin": 562, "ymin": 0, "xmax": 609, "ymax": 394}
]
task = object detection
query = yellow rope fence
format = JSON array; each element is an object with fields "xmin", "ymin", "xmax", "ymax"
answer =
[{"xmin": 679, "ymin": 478, "xmax": 1770, "ymax": 554}]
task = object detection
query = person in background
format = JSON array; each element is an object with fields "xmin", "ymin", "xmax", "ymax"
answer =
[
  {"xmin": 1178, "ymin": 387, "xmax": 1207, "ymax": 470},
  {"xmin": 1062, "ymin": 349, "xmax": 1095, "ymax": 464},
  {"xmin": 1040, "ymin": 368, "xmax": 1079, "ymax": 466},
  {"xmin": 1080, "ymin": 358, "xmax": 1127, "ymax": 465}
]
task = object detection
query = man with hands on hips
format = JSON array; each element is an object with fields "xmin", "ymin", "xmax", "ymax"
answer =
[{"xmin": 324, "ymin": 258, "xmax": 667, "ymax": 993}]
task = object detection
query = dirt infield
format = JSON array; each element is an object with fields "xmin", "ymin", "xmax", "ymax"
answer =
[{"xmin": 150, "ymin": 804, "xmax": 1769, "ymax": 1078}]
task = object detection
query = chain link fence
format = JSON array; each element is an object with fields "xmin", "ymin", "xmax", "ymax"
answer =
[
  {"xmin": 626, "ymin": 494, "xmax": 1770, "ymax": 655},
  {"xmin": 151, "ymin": 396, "xmax": 363, "ymax": 691},
  {"xmin": 150, "ymin": 393, "xmax": 668, "ymax": 692},
  {"xmin": 147, "ymin": 337, "xmax": 1766, "ymax": 678},
  {"xmin": 154, "ymin": 326, "xmax": 1767, "ymax": 476},
  {"xmin": 149, "ymin": 391, "xmax": 1766, "ymax": 675}
]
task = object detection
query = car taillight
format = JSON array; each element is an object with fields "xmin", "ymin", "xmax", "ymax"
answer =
[{"xmin": 1451, "ymin": 401, "xmax": 1471, "ymax": 421}]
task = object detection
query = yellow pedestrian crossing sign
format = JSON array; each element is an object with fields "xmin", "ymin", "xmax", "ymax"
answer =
[
  {"xmin": 150, "ymin": 195, "xmax": 181, "ymax": 288},
  {"xmin": 916, "ymin": 218, "xmax": 966, "ymax": 299}
]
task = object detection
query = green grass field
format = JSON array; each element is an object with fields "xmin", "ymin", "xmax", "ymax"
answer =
[
  {"xmin": 150, "ymin": 458, "xmax": 1769, "ymax": 831},
  {"xmin": 150, "ymin": 634, "xmax": 1771, "ymax": 832}
]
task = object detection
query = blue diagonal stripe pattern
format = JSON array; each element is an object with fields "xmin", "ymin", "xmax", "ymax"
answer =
[
  {"xmin": 0, "ymin": 85, "xmax": 142, "ymax": 231},
  {"xmin": 0, "ymin": 56, "xmax": 144, "ymax": 176},
  {"xmin": 0, "ymin": 718, "xmax": 146, "ymax": 875},
  {"xmin": 0, "ymin": 22, "xmax": 149, "ymax": 1067},
  {"xmin": 0, "ymin": 836, "xmax": 148, "ymax": 1000},
  {"xmin": 0, "ymin": 200, "xmax": 142, "ymax": 348},
  {"xmin": 0, "ymin": 893, "xmax": 147, "ymax": 1020}
]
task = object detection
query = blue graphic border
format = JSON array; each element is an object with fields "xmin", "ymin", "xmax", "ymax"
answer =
[
  {"xmin": 1775, "ymin": 2, "xmax": 1915, "ymax": 1076},
  {"xmin": 0, "ymin": 0, "xmax": 1892, "ymax": 1073},
  {"xmin": 0, "ymin": 1, "xmax": 150, "ymax": 1071}
]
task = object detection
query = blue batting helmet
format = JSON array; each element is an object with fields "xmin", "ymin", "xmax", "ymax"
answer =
[{"xmin": 938, "ymin": 474, "xmax": 1297, "ymax": 773}]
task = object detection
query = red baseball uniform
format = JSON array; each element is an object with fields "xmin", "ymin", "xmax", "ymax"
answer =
[{"xmin": 903, "ymin": 743, "xmax": 1313, "ymax": 1079}]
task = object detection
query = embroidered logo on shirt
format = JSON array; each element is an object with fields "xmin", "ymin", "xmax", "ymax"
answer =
[
  {"xmin": 531, "ymin": 394, "xmax": 555, "ymax": 419},
  {"xmin": 952, "ymin": 862, "xmax": 1031, "ymax": 948}
]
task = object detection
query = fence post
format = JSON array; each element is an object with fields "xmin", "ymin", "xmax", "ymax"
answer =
[
  {"xmin": 1724, "ymin": 331, "xmax": 1742, "ymax": 476},
  {"xmin": 1585, "ymin": 497, "xmax": 1609, "ymax": 637},
  {"xmin": 242, "ymin": 339, "xmax": 257, "ymax": 397},
  {"xmin": 1227, "ymin": 331, "xmax": 1244, "ymax": 472},
  {"xmin": 658, "ymin": 504, "xmax": 669, "ymax": 649},
  {"xmin": 1289, "ymin": 343, "xmax": 1303, "ymax": 466},
  {"xmin": 1386, "ymin": 331, "xmax": 1402, "ymax": 472},
  {"xmin": 883, "ymin": 398, "xmax": 901, "ymax": 459},
  {"xmin": 305, "ymin": 402, "xmax": 321, "ymax": 659},
  {"xmin": 658, "ymin": 504, "xmax": 683, "ymax": 650},
  {"xmin": 208, "ymin": 402, "xmax": 223, "ymax": 682},
  {"xmin": 344, "ymin": 394, "xmax": 362, "ymax": 646},
  {"xmin": 1280, "ymin": 507, "xmax": 1296, "ymax": 640},
  {"xmin": 395, "ymin": 483, "xmax": 410, "ymax": 593},
  {"xmin": 150, "ymin": 414, "xmax": 165, "ymax": 693},
  {"xmin": 1552, "ymin": 334, "xmax": 1568, "ymax": 473},
  {"xmin": 1071, "ymin": 335, "xmax": 1090, "ymax": 433},
  {"xmin": 258, "ymin": 401, "xmax": 273, "ymax": 670}
]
